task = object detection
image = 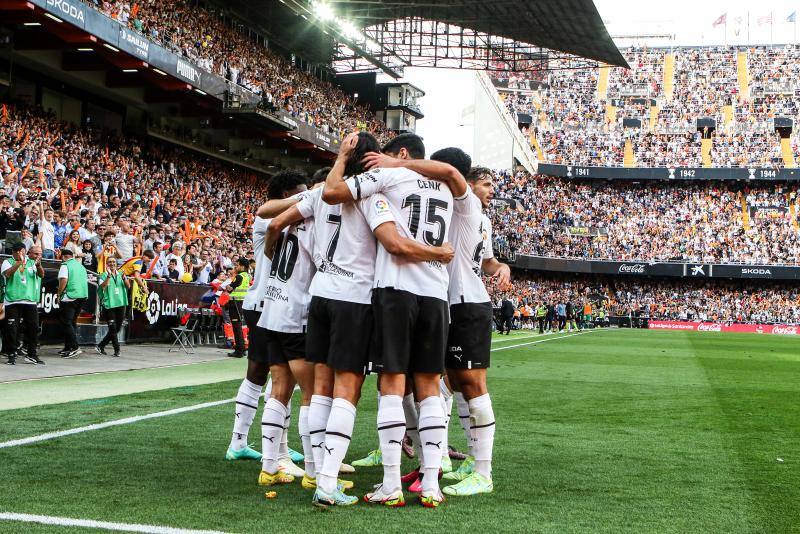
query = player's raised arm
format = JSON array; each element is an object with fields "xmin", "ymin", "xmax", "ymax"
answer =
[
  {"xmin": 256, "ymin": 197, "xmax": 300, "ymax": 219},
  {"xmin": 321, "ymin": 132, "xmax": 360, "ymax": 205},
  {"xmin": 362, "ymin": 152, "xmax": 468, "ymax": 198},
  {"xmin": 373, "ymin": 222, "xmax": 455, "ymax": 264},
  {"xmin": 264, "ymin": 205, "xmax": 304, "ymax": 260}
]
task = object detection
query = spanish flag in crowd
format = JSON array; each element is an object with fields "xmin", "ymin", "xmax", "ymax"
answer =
[{"xmin": 120, "ymin": 256, "xmax": 144, "ymax": 277}]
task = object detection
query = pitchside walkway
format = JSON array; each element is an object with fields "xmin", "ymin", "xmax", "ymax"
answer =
[{"xmin": 0, "ymin": 345, "xmax": 245, "ymax": 410}]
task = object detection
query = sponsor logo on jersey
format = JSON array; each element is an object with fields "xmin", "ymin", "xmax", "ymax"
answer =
[
  {"xmin": 264, "ymin": 285, "xmax": 288, "ymax": 302},
  {"xmin": 374, "ymin": 198, "xmax": 390, "ymax": 215},
  {"xmin": 319, "ymin": 259, "xmax": 354, "ymax": 278}
]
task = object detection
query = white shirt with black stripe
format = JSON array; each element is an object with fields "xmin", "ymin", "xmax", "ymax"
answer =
[
  {"xmin": 257, "ymin": 206, "xmax": 316, "ymax": 333},
  {"xmin": 344, "ymin": 167, "xmax": 453, "ymax": 302},
  {"xmin": 447, "ymin": 189, "xmax": 493, "ymax": 305}
]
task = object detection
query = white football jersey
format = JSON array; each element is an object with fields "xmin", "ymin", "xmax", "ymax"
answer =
[
  {"xmin": 447, "ymin": 190, "xmax": 493, "ymax": 305},
  {"xmin": 257, "ymin": 210, "xmax": 316, "ymax": 333},
  {"xmin": 296, "ymin": 187, "xmax": 383, "ymax": 305},
  {"xmin": 345, "ymin": 167, "xmax": 453, "ymax": 301},
  {"xmin": 243, "ymin": 216, "xmax": 271, "ymax": 312}
]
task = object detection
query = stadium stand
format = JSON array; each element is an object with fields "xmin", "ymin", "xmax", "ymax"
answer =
[
  {"xmin": 83, "ymin": 0, "xmax": 393, "ymax": 142},
  {"xmin": 492, "ymin": 273, "xmax": 800, "ymax": 324},
  {"xmin": 489, "ymin": 272, "xmax": 800, "ymax": 325},
  {"xmin": 1, "ymin": 100, "xmax": 264, "ymax": 278},
  {"xmin": 503, "ymin": 44, "xmax": 800, "ymax": 168},
  {"xmin": 487, "ymin": 172, "xmax": 800, "ymax": 265}
]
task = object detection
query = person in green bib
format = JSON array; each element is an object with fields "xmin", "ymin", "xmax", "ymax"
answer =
[
  {"xmin": 225, "ymin": 257, "xmax": 251, "ymax": 358},
  {"xmin": 57, "ymin": 248, "xmax": 89, "ymax": 359},
  {"xmin": 3, "ymin": 242, "xmax": 44, "ymax": 365},
  {"xmin": 96, "ymin": 258, "xmax": 131, "ymax": 357},
  {"xmin": 536, "ymin": 302, "xmax": 548, "ymax": 334}
]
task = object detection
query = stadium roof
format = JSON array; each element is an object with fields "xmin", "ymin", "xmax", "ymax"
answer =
[{"xmin": 332, "ymin": 0, "xmax": 629, "ymax": 69}]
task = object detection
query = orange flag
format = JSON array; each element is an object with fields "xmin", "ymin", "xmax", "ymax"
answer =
[{"xmin": 1, "ymin": 104, "xmax": 7, "ymax": 124}]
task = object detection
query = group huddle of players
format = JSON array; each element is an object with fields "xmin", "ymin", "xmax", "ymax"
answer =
[{"xmin": 224, "ymin": 131, "xmax": 511, "ymax": 508}]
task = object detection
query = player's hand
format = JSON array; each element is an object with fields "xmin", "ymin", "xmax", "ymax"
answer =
[
  {"xmin": 436, "ymin": 243, "xmax": 455, "ymax": 264},
  {"xmin": 337, "ymin": 132, "xmax": 359, "ymax": 160},
  {"xmin": 362, "ymin": 152, "xmax": 401, "ymax": 170},
  {"xmin": 493, "ymin": 263, "xmax": 512, "ymax": 289}
]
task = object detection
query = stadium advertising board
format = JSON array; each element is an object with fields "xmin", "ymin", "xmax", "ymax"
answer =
[
  {"xmin": 32, "ymin": 0, "xmax": 346, "ymax": 154},
  {"xmin": 538, "ymin": 163, "xmax": 800, "ymax": 181},
  {"xmin": 512, "ymin": 256, "xmax": 800, "ymax": 280},
  {"xmin": 649, "ymin": 321, "xmax": 800, "ymax": 336},
  {"xmin": 34, "ymin": 0, "xmax": 86, "ymax": 28},
  {"xmin": 32, "ymin": 0, "xmax": 256, "ymax": 105},
  {"xmin": 127, "ymin": 280, "xmax": 211, "ymax": 342},
  {"xmin": 276, "ymin": 110, "xmax": 340, "ymax": 152},
  {"xmin": 118, "ymin": 26, "xmax": 150, "ymax": 60}
]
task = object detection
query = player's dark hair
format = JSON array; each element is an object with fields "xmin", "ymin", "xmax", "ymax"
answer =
[
  {"xmin": 382, "ymin": 133, "xmax": 425, "ymax": 159},
  {"xmin": 268, "ymin": 169, "xmax": 308, "ymax": 199},
  {"xmin": 143, "ymin": 249, "xmax": 156, "ymax": 259},
  {"xmin": 344, "ymin": 132, "xmax": 380, "ymax": 177},
  {"xmin": 311, "ymin": 167, "xmax": 331, "ymax": 185},
  {"xmin": 467, "ymin": 166, "xmax": 493, "ymax": 183},
  {"xmin": 430, "ymin": 147, "xmax": 472, "ymax": 178}
]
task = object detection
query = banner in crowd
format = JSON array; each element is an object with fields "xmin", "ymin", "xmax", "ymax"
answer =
[
  {"xmin": 564, "ymin": 226, "xmax": 608, "ymax": 237},
  {"xmin": 512, "ymin": 256, "xmax": 800, "ymax": 280},
  {"xmin": 648, "ymin": 321, "xmax": 799, "ymax": 336},
  {"xmin": 537, "ymin": 163, "xmax": 800, "ymax": 181}
]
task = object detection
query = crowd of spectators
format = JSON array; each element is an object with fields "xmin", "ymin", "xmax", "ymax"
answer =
[
  {"xmin": 487, "ymin": 171, "xmax": 800, "ymax": 265},
  {"xmin": 502, "ymin": 44, "xmax": 800, "ymax": 168},
  {"xmin": 84, "ymin": 0, "xmax": 391, "ymax": 142},
  {"xmin": 1, "ymin": 100, "xmax": 264, "ymax": 284},
  {"xmin": 489, "ymin": 272, "xmax": 800, "ymax": 325}
]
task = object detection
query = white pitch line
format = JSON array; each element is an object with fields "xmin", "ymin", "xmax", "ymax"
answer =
[
  {"xmin": 490, "ymin": 330, "xmax": 594, "ymax": 352},
  {"xmin": 0, "ymin": 398, "xmax": 234, "ymax": 449},
  {"xmin": 0, "ymin": 512, "xmax": 230, "ymax": 534},
  {"xmin": 1, "ymin": 332, "xmax": 596, "ymax": 450},
  {"xmin": 491, "ymin": 333, "xmax": 542, "ymax": 343}
]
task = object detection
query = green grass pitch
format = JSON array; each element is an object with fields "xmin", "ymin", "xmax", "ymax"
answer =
[{"xmin": 0, "ymin": 329, "xmax": 798, "ymax": 533}]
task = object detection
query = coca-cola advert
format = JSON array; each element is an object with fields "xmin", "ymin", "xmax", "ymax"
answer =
[{"xmin": 649, "ymin": 321, "xmax": 799, "ymax": 336}]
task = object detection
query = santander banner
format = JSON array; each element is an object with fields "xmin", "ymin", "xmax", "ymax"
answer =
[{"xmin": 648, "ymin": 321, "xmax": 799, "ymax": 336}]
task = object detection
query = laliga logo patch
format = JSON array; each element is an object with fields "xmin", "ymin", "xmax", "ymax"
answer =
[
  {"xmin": 146, "ymin": 291, "xmax": 161, "ymax": 324},
  {"xmin": 375, "ymin": 198, "xmax": 390, "ymax": 215}
]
